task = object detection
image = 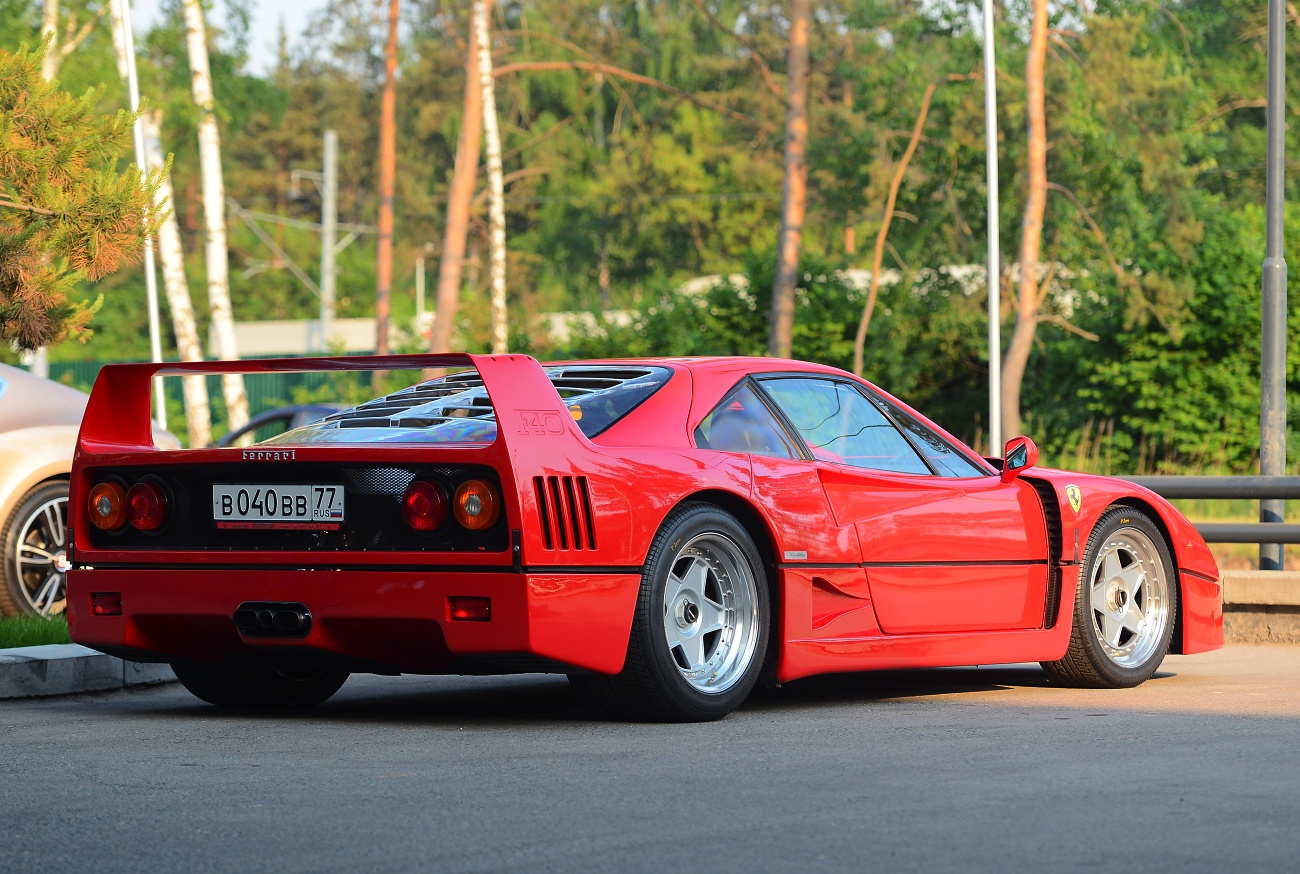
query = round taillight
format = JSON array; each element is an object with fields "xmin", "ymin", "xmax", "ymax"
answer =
[
  {"xmin": 126, "ymin": 481, "xmax": 168, "ymax": 531},
  {"xmin": 87, "ymin": 482, "xmax": 127, "ymax": 530},
  {"xmin": 402, "ymin": 480, "xmax": 447, "ymax": 531},
  {"xmin": 453, "ymin": 480, "xmax": 500, "ymax": 531}
]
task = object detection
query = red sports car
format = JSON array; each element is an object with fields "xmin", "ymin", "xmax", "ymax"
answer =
[{"xmin": 66, "ymin": 354, "xmax": 1223, "ymax": 721}]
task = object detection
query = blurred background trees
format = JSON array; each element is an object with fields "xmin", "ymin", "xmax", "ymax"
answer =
[{"xmin": 1, "ymin": 0, "xmax": 1296, "ymax": 472}]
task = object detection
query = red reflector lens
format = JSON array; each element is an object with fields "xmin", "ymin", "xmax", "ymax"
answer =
[
  {"xmin": 126, "ymin": 481, "xmax": 168, "ymax": 531},
  {"xmin": 449, "ymin": 596, "xmax": 491, "ymax": 622},
  {"xmin": 91, "ymin": 592, "xmax": 123, "ymax": 616},
  {"xmin": 402, "ymin": 480, "xmax": 447, "ymax": 531}
]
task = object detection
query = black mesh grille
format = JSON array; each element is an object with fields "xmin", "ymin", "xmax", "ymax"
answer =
[
  {"xmin": 1024, "ymin": 477, "xmax": 1064, "ymax": 628},
  {"xmin": 87, "ymin": 463, "xmax": 508, "ymax": 553}
]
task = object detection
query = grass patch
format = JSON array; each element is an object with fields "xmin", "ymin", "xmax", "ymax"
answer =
[{"xmin": 0, "ymin": 615, "xmax": 71, "ymax": 649}]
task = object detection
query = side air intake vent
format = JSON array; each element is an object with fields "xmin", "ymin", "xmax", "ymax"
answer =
[{"xmin": 533, "ymin": 475, "xmax": 596, "ymax": 550}]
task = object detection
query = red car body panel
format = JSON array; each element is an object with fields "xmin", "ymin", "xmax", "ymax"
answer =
[{"xmin": 66, "ymin": 353, "xmax": 1222, "ymax": 685}]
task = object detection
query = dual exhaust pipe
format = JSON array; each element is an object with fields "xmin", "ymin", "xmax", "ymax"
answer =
[{"xmin": 233, "ymin": 602, "xmax": 312, "ymax": 638}]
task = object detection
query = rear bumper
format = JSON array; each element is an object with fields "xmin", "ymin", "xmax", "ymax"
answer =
[{"xmin": 66, "ymin": 567, "xmax": 641, "ymax": 675}]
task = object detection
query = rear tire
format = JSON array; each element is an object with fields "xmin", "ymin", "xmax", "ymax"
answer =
[
  {"xmin": 1042, "ymin": 507, "xmax": 1177, "ymax": 688},
  {"xmin": 576, "ymin": 503, "xmax": 769, "ymax": 722},
  {"xmin": 170, "ymin": 657, "xmax": 349, "ymax": 708},
  {"xmin": 0, "ymin": 481, "xmax": 70, "ymax": 617}
]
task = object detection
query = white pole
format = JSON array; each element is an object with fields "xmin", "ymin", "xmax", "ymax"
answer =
[
  {"xmin": 117, "ymin": 0, "xmax": 166, "ymax": 431},
  {"xmin": 415, "ymin": 255, "xmax": 425, "ymax": 330},
  {"xmin": 982, "ymin": 0, "xmax": 1002, "ymax": 452}
]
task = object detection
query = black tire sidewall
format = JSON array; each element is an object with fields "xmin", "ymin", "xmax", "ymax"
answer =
[
  {"xmin": 0, "ymin": 481, "xmax": 69, "ymax": 616},
  {"xmin": 636, "ymin": 505, "xmax": 770, "ymax": 720},
  {"xmin": 1074, "ymin": 507, "xmax": 1178, "ymax": 686},
  {"xmin": 171, "ymin": 657, "xmax": 348, "ymax": 708}
]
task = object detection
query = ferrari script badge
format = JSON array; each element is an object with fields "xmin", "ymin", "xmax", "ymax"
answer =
[{"xmin": 1065, "ymin": 485, "xmax": 1082, "ymax": 515}]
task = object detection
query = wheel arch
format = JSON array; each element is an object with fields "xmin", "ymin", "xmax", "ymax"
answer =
[
  {"xmin": 1110, "ymin": 495, "xmax": 1186, "ymax": 655},
  {"xmin": 670, "ymin": 488, "xmax": 781, "ymax": 606}
]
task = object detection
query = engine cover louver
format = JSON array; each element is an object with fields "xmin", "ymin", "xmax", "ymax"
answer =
[{"xmin": 533, "ymin": 475, "xmax": 596, "ymax": 550}]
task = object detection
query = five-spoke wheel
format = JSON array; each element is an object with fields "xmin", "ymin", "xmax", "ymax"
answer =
[
  {"xmin": 573, "ymin": 503, "xmax": 769, "ymax": 721},
  {"xmin": 1, "ymin": 482, "xmax": 70, "ymax": 617},
  {"xmin": 1043, "ymin": 506, "xmax": 1177, "ymax": 688}
]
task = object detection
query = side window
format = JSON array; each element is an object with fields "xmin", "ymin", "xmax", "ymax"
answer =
[
  {"xmin": 872, "ymin": 395, "xmax": 990, "ymax": 477},
  {"xmin": 759, "ymin": 377, "xmax": 931, "ymax": 475},
  {"xmin": 695, "ymin": 383, "xmax": 798, "ymax": 459}
]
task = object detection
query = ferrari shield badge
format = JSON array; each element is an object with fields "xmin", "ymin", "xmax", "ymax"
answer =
[{"xmin": 1065, "ymin": 484, "xmax": 1082, "ymax": 515}]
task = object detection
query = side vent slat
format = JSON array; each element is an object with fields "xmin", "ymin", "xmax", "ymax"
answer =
[
  {"xmin": 548, "ymin": 477, "xmax": 569, "ymax": 549},
  {"xmin": 533, "ymin": 477, "xmax": 554, "ymax": 550},
  {"xmin": 533, "ymin": 475, "xmax": 598, "ymax": 551},
  {"xmin": 578, "ymin": 477, "xmax": 596, "ymax": 550}
]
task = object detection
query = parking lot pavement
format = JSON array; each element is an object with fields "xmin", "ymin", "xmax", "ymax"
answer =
[{"xmin": 2, "ymin": 644, "xmax": 1298, "ymax": 873}]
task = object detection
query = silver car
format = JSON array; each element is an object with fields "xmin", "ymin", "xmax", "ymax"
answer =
[{"xmin": 0, "ymin": 363, "xmax": 177, "ymax": 616}]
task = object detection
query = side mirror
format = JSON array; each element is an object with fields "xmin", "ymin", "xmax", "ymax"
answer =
[{"xmin": 1001, "ymin": 436, "xmax": 1039, "ymax": 483}]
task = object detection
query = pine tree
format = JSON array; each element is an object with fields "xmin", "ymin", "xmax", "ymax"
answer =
[{"xmin": 0, "ymin": 41, "xmax": 161, "ymax": 351}]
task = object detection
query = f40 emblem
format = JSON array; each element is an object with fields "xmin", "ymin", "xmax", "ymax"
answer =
[{"xmin": 517, "ymin": 410, "xmax": 566, "ymax": 435}]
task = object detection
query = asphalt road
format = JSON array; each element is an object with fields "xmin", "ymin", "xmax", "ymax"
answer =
[{"xmin": 3, "ymin": 645, "xmax": 1299, "ymax": 873}]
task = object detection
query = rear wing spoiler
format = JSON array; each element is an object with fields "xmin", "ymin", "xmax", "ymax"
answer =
[
  {"xmin": 75, "ymin": 353, "xmax": 601, "ymax": 566},
  {"xmin": 78, "ymin": 352, "xmax": 589, "ymax": 453}
]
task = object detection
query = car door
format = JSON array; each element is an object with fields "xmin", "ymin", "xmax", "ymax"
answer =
[{"xmin": 757, "ymin": 376, "xmax": 1051, "ymax": 635}]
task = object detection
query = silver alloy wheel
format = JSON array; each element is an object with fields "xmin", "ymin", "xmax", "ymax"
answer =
[
  {"xmin": 1087, "ymin": 527, "xmax": 1170, "ymax": 669},
  {"xmin": 661, "ymin": 532, "xmax": 760, "ymax": 694},
  {"xmin": 13, "ymin": 495, "xmax": 69, "ymax": 616}
]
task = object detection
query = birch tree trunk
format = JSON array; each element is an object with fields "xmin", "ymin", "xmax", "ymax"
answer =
[
  {"xmin": 108, "ymin": 0, "xmax": 210, "ymax": 444},
  {"xmin": 375, "ymin": 0, "xmax": 399, "ymax": 360},
  {"xmin": 141, "ymin": 110, "xmax": 212, "ymax": 447},
  {"xmin": 40, "ymin": 0, "xmax": 59, "ymax": 80},
  {"xmin": 768, "ymin": 0, "xmax": 811, "ymax": 359},
  {"xmin": 429, "ymin": 9, "xmax": 485, "ymax": 358},
  {"xmin": 1001, "ymin": 0, "xmax": 1049, "ymax": 438},
  {"xmin": 474, "ymin": 0, "xmax": 508, "ymax": 354},
  {"xmin": 183, "ymin": 0, "xmax": 248, "ymax": 431}
]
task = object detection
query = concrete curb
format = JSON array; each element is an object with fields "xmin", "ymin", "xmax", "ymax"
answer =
[{"xmin": 0, "ymin": 643, "xmax": 175, "ymax": 700}]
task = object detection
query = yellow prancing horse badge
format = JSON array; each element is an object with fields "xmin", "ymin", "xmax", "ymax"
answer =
[{"xmin": 1065, "ymin": 485, "xmax": 1082, "ymax": 515}]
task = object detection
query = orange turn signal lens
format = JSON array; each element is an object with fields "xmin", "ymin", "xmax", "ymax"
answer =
[
  {"xmin": 453, "ymin": 480, "xmax": 500, "ymax": 530},
  {"xmin": 87, "ymin": 482, "xmax": 127, "ymax": 530}
]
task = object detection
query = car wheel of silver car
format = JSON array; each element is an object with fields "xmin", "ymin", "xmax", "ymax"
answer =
[
  {"xmin": 574, "ymin": 503, "xmax": 770, "ymax": 722},
  {"xmin": 170, "ymin": 657, "xmax": 350, "ymax": 709},
  {"xmin": 0, "ymin": 481, "xmax": 70, "ymax": 617},
  {"xmin": 1042, "ymin": 506, "xmax": 1177, "ymax": 688}
]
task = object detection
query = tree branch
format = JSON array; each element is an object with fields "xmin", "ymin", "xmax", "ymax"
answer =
[
  {"xmin": 853, "ymin": 71, "xmax": 981, "ymax": 375},
  {"xmin": 494, "ymin": 60, "xmax": 774, "ymax": 133},
  {"xmin": 0, "ymin": 196, "xmax": 57, "ymax": 216},
  {"xmin": 59, "ymin": 3, "xmax": 111, "ymax": 60},
  {"xmin": 1037, "ymin": 312, "xmax": 1100, "ymax": 341},
  {"xmin": 1195, "ymin": 98, "xmax": 1266, "ymax": 129},
  {"xmin": 1045, "ymin": 180, "xmax": 1135, "ymax": 293},
  {"xmin": 687, "ymin": 0, "xmax": 785, "ymax": 100}
]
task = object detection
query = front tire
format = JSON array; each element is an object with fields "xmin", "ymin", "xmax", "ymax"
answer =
[
  {"xmin": 1042, "ymin": 506, "xmax": 1177, "ymax": 688},
  {"xmin": 577, "ymin": 503, "xmax": 770, "ymax": 722},
  {"xmin": 0, "ymin": 481, "xmax": 70, "ymax": 617},
  {"xmin": 170, "ymin": 657, "xmax": 349, "ymax": 708}
]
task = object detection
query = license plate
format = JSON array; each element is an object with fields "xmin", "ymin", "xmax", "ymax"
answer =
[{"xmin": 212, "ymin": 484, "xmax": 345, "ymax": 530}]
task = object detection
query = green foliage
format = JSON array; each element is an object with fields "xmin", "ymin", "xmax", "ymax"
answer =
[
  {"xmin": 0, "ymin": 40, "xmax": 162, "ymax": 350},
  {"xmin": 0, "ymin": 0, "xmax": 1294, "ymax": 474}
]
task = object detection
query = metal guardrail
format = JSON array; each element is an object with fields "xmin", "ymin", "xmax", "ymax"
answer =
[{"xmin": 1122, "ymin": 476, "xmax": 1300, "ymax": 544}]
